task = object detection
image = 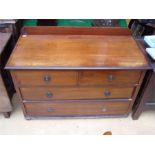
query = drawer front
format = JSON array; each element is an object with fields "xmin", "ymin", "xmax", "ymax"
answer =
[
  {"xmin": 13, "ymin": 70, "xmax": 77, "ymax": 86},
  {"xmin": 79, "ymin": 70, "xmax": 142, "ymax": 86},
  {"xmin": 25, "ymin": 101, "xmax": 130, "ymax": 116},
  {"xmin": 20, "ymin": 87, "xmax": 134, "ymax": 101}
]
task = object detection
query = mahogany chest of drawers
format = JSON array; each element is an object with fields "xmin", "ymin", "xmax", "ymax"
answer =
[{"xmin": 6, "ymin": 27, "xmax": 149, "ymax": 119}]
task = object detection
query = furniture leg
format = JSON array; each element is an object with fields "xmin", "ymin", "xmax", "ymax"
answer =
[
  {"xmin": 3, "ymin": 112, "xmax": 11, "ymax": 118},
  {"xmin": 132, "ymin": 103, "xmax": 144, "ymax": 120}
]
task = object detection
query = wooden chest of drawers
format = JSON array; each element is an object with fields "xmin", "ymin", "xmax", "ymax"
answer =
[{"xmin": 6, "ymin": 27, "xmax": 149, "ymax": 119}]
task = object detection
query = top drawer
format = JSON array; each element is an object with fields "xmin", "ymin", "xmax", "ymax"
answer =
[
  {"xmin": 13, "ymin": 70, "xmax": 78, "ymax": 86},
  {"xmin": 12, "ymin": 70, "xmax": 142, "ymax": 86},
  {"xmin": 79, "ymin": 70, "xmax": 142, "ymax": 86}
]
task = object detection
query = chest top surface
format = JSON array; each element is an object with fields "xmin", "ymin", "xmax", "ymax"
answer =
[{"xmin": 6, "ymin": 31, "xmax": 149, "ymax": 70}]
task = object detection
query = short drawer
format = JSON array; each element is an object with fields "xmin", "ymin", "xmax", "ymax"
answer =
[
  {"xmin": 24, "ymin": 101, "xmax": 130, "ymax": 117},
  {"xmin": 13, "ymin": 70, "xmax": 78, "ymax": 86},
  {"xmin": 79, "ymin": 70, "xmax": 142, "ymax": 86},
  {"xmin": 20, "ymin": 86, "xmax": 134, "ymax": 101}
]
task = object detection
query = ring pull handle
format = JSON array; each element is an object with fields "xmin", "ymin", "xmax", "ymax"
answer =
[
  {"xmin": 102, "ymin": 107, "xmax": 107, "ymax": 112},
  {"xmin": 43, "ymin": 75, "xmax": 51, "ymax": 82},
  {"xmin": 46, "ymin": 91, "xmax": 53, "ymax": 98},
  {"xmin": 47, "ymin": 108, "xmax": 55, "ymax": 112},
  {"xmin": 108, "ymin": 74, "xmax": 115, "ymax": 81},
  {"xmin": 104, "ymin": 91, "xmax": 111, "ymax": 97}
]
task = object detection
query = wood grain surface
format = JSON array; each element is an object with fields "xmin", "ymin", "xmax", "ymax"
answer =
[
  {"xmin": 20, "ymin": 86, "xmax": 134, "ymax": 101},
  {"xmin": 21, "ymin": 26, "xmax": 132, "ymax": 35},
  {"xmin": 6, "ymin": 34, "xmax": 148, "ymax": 69},
  {"xmin": 79, "ymin": 70, "xmax": 142, "ymax": 85},
  {"xmin": 24, "ymin": 101, "xmax": 130, "ymax": 116},
  {"xmin": 13, "ymin": 70, "xmax": 78, "ymax": 86},
  {"xmin": 12, "ymin": 70, "xmax": 141, "ymax": 86}
]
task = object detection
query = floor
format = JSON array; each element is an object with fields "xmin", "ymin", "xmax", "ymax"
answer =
[{"xmin": 0, "ymin": 94, "xmax": 155, "ymax": 135}]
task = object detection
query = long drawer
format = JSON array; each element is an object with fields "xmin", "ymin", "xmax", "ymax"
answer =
[
  {"xmin": 20, "ymin": 86, "xmax": 134, "ymax": 101},
  {"xmin": 79, "ymin": 70, "xmax": 142, "ymax": 86},
  {"xmin": 24, "ymin": 101, "xmax": 130, "ymax": 117},
  {"xmin": 13, "ymin": 70, "xmax": 78, "ymax": 86}
]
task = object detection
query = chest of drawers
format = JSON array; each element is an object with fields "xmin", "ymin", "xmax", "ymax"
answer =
[{"xmin": 6, "ymin": 27, "xmax": 149, "ymax": 119}]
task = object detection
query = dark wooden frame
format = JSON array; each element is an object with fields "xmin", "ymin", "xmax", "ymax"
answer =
[{"xmin": 132, "ymin": 39, "xmax": 155, "ymax": 120}]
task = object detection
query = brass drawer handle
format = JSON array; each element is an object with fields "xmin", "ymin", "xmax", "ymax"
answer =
[
  {"xmin": 107, "ymin": 74, "xmax": 115, "ymax": 81},
  {"xmin": 46, "ymin": 91, "xmax": 53, "ymax": 98},
  {"xmin": 47, "ymin": 108, "xmax": 55, "ymax": 112},
  {"xmin": 102, "ymin": 107, "xmax": 107, "ymax": 112},
  {"xmin": 43, "ymin": 75, "xmax": 51, "ymax": 82},
  {"xmin": 104, "ymin": 91, "xmax": 111, "ymax": 97}
]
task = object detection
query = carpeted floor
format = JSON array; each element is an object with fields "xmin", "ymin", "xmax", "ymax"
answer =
[{"xmin": 0, "ymin": 94, "xmax": 155, "ymax": 135}]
